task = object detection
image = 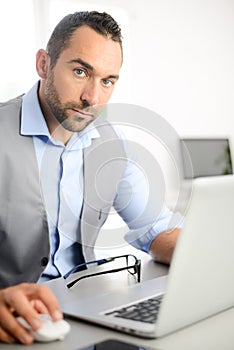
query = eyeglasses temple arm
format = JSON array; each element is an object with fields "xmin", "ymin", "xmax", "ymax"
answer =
[{"xmin": 67, "ymin": 265, "xmax": 138, "ymax": 289}]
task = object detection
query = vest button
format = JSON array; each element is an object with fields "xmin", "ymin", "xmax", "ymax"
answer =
[{"xmin": 41, "ymin": 257, "xmax": 49, "ymax": 266}]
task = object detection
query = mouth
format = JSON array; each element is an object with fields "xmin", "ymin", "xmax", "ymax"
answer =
[{"xmin": 71, "ymin": 108, "xmax": 94, "ymax": 118}]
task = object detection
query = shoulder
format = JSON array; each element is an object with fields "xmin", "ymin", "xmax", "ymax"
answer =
[
  {"xmin": 0, "ymin": 95, "xmax": 24, "ymax": 133},
  {"xmin": 0, "ymin": 95, "xmax": 23, "ymax": 113}
]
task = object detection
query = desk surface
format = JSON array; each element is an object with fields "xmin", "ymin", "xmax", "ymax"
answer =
[{"xmin": 2, "ymin": 247, "xmax": 234, "ymax": 350}]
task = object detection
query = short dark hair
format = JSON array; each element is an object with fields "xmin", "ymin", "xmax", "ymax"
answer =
[{"xmin": 46, "ymin": 11, "xmax": 123, "ymax": 68}]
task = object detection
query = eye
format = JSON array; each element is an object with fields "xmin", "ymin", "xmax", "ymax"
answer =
[
  {"xmin": 74, "ymin": 68, "xmax": 86, "ymax": 77},
  {"xmin": 102, "ymin": 79, "xmax": 114, "ymax": 87}
]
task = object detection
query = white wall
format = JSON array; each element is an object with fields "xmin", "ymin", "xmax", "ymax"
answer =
[
  {"xmin": 1, "ymin": 0, "xmax": 233, "ymax": 138},
  {"xmin": 2, "ymin": 1, "xmax": 234, "ymax": 133},
  {"xmin": 127, "ymin": 0, "xmax": 234, "ymax": 139}
]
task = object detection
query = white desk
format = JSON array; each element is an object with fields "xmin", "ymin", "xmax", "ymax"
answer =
[{"xmin": 1, "ymin": 248, "xmax": 234, "ymax": 349}]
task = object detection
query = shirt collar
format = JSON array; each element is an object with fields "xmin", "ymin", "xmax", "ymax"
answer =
[
  {"xmin": 21, "ymin": 82, "xmax": 49, "ymax": 137},
  {"xmin": 21, "ymin": 81, "xmax": 100, "ymax": 147}
]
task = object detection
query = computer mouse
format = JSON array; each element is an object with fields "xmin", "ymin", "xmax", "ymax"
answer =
[{"xmin": 17, "ymin": 314, "xmax": 71, "ymax": 342}]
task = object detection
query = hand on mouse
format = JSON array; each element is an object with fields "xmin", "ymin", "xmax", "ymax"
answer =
[{"xmin": 0, "ymin": 283, "xmax": 63, "ymax": 344}]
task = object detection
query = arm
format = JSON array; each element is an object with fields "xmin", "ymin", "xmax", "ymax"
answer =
[
  {"xmin": 0, "ymin": 283, "xmax": 62, "ymax": 345},
  {"xmin": 149, "ymin": 227, "xmax": 181, "ymax": 265},
  {"xmin": 114, "ymin": 149, "xmax": 183, "ymax": 264}
]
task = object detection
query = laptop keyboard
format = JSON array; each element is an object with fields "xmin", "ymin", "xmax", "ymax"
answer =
[{"xmin": 105, "ymin": 294, "xmax": 163, "ymax": 323}]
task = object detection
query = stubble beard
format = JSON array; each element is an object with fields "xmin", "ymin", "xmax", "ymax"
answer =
[{"xmin": 43, "ymin": 73, "xmax": 97, "ymax": 133}]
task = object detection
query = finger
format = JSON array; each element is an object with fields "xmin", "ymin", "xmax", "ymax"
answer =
[
  {"xmin": 33, "ymin": 285, "xmax": 63, "ymax": 321},
  {"xmin": 0, "ymin": 325, "xmax": 16, "ymax": 344},
  {"xmin": 22, "ymin": 284, "xmax": 63, "ymax": 322},
  {"xmin": 2, "ymin": 285, "xmax": 42, "ymax": 330},
  {"xmin": 4, "ymin": 284, "xmax": 62, "ymax": 327},
  {"xmin": 0, "ymin": 307, "xmax": 34, "ymax": 345},
  {"xmin": 31, "ymin": 299, "xmax": 49, "ymax": 314}
]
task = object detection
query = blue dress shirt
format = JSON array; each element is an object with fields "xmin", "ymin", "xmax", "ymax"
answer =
[{"xmin": 21, "ymin": 83, "xmax": 183, "ymax": 280}]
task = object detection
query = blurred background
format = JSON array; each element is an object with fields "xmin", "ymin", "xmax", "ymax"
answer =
[
  {"xmin": 1, "ymin": 0, "xmax": 233, "ymax": 248},
  {"xmin": 1, "ymin": 0, "xmax": 233, "ymax": 136}
]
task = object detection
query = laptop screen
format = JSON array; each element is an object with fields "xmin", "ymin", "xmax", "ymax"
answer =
[{"xmin": 180, "ymin": 138, "xmax": 233, "ymax": 179}]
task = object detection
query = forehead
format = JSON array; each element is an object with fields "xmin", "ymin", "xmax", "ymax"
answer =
[{"xmin": 58, "ymin": 25, "xmax": 122, "ymax": 73}]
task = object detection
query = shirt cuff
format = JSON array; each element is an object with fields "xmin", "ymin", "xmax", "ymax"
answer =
[{"xmin": 124, "ymin": 211, "xmax": 184, "ymax": 253}]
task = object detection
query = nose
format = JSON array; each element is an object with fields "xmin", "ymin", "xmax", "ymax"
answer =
[{"xmin": 80, "ymin": 80, "xmax": 100, "ymax": 106}]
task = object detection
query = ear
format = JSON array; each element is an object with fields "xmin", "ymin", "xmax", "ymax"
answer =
[{"xmin": 36, "ymin": 49, "xmax": 50, "ymax": 79}]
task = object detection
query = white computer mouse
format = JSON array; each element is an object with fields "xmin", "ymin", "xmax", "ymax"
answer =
[{"xmin": 17, "ymin": 314, "xmax": 71, "ymax": 342}]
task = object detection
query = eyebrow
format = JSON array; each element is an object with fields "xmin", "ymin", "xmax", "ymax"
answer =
[{"xmin": 67, "ymin": 57, "xmax": 119, "ymax": 80}]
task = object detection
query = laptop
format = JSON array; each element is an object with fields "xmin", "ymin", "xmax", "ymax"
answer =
[{"xmin": 62, "ymin": 175, "xmax": 234, "ymax": 338}]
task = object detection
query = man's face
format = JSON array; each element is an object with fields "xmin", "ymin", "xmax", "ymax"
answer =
[{"xmin": 39, "ymin": 25, "xmax": 122, "ymax": 133}]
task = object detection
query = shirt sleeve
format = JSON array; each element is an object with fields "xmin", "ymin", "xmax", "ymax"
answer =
[{"xmin": 113, "ymin": 140, "xmax": 184, "ymax": 253}]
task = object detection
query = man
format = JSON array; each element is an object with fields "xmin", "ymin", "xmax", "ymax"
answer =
[{"xmin": 0, "ymin": 11, "xmax": 181, "ymax": 343}]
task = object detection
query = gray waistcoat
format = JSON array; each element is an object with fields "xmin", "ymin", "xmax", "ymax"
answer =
[{"xmin": 0, "ymin": 96, "xmax": 126, "ymax": 287}]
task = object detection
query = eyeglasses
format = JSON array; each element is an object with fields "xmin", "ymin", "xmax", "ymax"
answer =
[{"xmin": 63, "ymin": 254, "xmax": 141, "ymax": 289}]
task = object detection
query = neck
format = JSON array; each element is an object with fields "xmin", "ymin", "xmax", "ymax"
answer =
[
  {"xmin": 43, "ymin": 109, "xmax": 74, "ymax": 145},
  {"xmin": 51, "ymin": 126, "xmax": 74, "ymax": 145}
]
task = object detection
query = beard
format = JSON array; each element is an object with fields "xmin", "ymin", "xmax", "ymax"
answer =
[{"xmin": 43, "ymin": 72, "xmax": 100, "ymax": 132}]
